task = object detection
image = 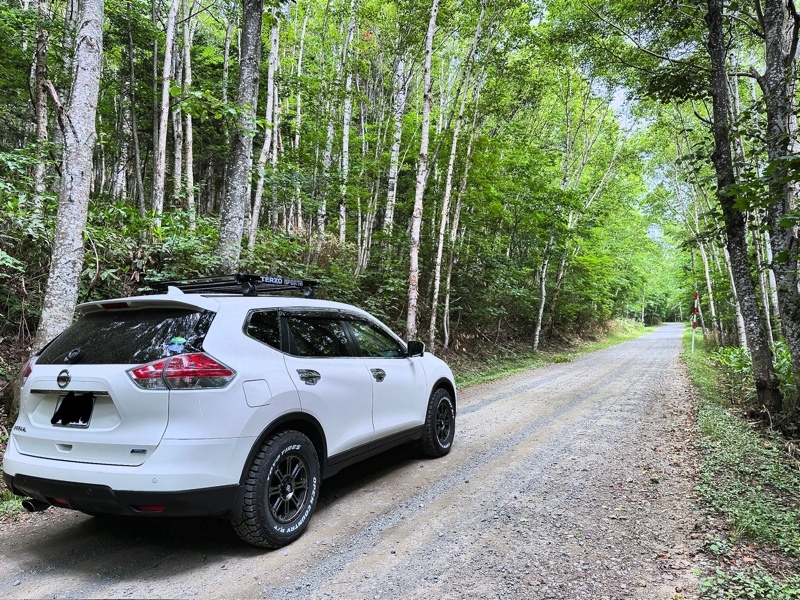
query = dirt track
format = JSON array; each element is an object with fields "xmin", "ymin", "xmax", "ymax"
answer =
[{"xmin": 1, "ymin": 323, "xmax": 704, "ymax": 599}]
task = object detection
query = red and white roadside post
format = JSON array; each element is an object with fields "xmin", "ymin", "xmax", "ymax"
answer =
[{"xmin": 691, "ymin": 292, "xmax": 699, "ymax": 353}]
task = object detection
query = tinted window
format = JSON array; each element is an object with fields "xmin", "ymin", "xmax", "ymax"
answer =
[
  {"xmin": 38, "ymin": 308, "xmax": 214, "ymax": 365},
  {"xmin": 246, "ymin": 310, "xmax": 281, "ymax": 350},
  {"xmin": 286, "ymin": 315, "xmax": 351, "ymax": 357},
  {"xmin": 349, "ymin": 320, "xmax": 405, "ymax": 358}
]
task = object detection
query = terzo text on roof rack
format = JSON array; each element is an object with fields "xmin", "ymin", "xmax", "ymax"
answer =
[{"xmin": 143, "ymin": 274, "xmax": 319, "ymax": 298}]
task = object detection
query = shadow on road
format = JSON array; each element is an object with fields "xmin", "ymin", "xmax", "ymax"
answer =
[{"xmin": 3, "ymin": 441, "xmax": 425, "ymax": 576}]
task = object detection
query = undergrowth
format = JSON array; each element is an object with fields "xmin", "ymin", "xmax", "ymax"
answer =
[{"xmin": 682, "ymin": 328, "xmax": 800, "ymax": 599}]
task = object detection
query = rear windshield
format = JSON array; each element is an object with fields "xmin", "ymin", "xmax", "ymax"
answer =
[{"xmin": 37, "ymin": 308, "xmax": 215, "ymax": 365}]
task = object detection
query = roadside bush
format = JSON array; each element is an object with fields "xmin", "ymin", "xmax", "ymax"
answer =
[
  {"xmin": 712, "ymin": 342, "xmax": 798, "ymax": 426},
  {"xmin": 712, "ymin": 345, "xmax": 755, "ymax": 405},
  {"xmin": 683, "ymin": 328, "xmax": 800, "ymax": 599}
]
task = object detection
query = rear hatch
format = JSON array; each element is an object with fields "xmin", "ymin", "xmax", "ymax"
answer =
[{"xmin": 14, "ymin": 299, "xmax": 217, "ymax": 466}]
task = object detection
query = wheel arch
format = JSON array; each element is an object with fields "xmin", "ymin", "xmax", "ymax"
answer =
[
  {"xmin": 433, "ymin": 377, "xmax": 457, "ymax": 413},
  {"xmin": 239, "ymin": 412, "xmax": 329, "ymax": 485}
]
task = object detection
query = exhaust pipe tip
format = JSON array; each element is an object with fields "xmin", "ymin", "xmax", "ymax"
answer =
[{"xmin": 21, "ymin": 498, "xmax": 51, "ymax": 513}]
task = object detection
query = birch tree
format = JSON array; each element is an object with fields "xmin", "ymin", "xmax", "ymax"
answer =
[
  {"xmin": 249, "ymin": 5, "xmax": 280, "ymax": 247},
  {"xmin": 758, "ymin": 0, "xmax": 800, "ymax": 404},
  {"xmin": 429, "ymin": 0, "xmax": 485, "ymax": 350},
  {"xmin": 383, "ymin": 54, "xmax": 410, "ymax": 237},
  {"xmin": 406, "ymin": 0, "xmax": 439, "ymax": 341},
  {"xmin": 183, "ymin": 0, "xmax": 199, "ymax": 230},
  {"xmin": 338, "ymin": 2, "xmax": 357, "ymax": 244},
  {"xmin": 35, "ymin": 0, "xmax": 104, "ymax": 347},
  {"xmin": 705, "ymin": 0, "xmax": 782, "ymax": 411},
  {"xmin": 32, "ymin": 0, "xmax": 50, "ymax": 214},
  {"xmin": 151, "ymin": 0, "xmax": 179, "ymax": 224},
  {"xmin": 217, "ymin": 0, "xmax": 264, "ymax": 272}
]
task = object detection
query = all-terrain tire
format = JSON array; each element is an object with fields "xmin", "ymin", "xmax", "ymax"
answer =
[
  {"xmin": 419, "ymin": 388, "xmax": 455, "ymax": 458},
  {"xmin": 232, "ymin": 430, "xmax": 321, "ymax": 548}
]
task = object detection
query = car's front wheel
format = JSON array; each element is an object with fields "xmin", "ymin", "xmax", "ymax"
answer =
[
  {"xmin": 419, "ymin": 388, "xmax": 455, "ymax": 457},
  {"xmin": 232, "ymin": 430, "xmax": 320, "ymax": 548}
]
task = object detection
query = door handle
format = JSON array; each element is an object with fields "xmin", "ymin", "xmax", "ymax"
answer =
[
  {"xmin": 296, "ymin": 369, "xmax": 321, "ymax": 386},
  {"xmin": 370, "ymin": 368, "xmax": 386, "ymax": 383}
]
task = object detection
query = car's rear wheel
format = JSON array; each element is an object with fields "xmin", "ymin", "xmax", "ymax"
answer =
[
  {"xmin": 232, "ymin": 430, "xmax": 320, "ymax": 548},
  {"xmin": 419, "ymin": 388, "xmax": 455, "ymax": 457}
]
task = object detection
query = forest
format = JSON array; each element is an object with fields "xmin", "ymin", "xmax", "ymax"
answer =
[{"xmin": 1, "ymin": 0, "xmax": 800, "ymax": 429}]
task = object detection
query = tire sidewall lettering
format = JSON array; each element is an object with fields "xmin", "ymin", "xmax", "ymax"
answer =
[
  {"xmin": 437, "ymin": 395, "xmax": 454, "ymax": 450},
  {"xmin": 267, "ymin": 444, "xmax": 303, "ymax": 481}
]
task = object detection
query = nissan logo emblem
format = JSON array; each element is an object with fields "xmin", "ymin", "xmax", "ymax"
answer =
[{"xmin": 57, "ymin": 369, "xmax": 71, "ymax": 389}]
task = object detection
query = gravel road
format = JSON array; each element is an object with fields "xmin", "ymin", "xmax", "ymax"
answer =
[{"xmin": 1, "ymin": 323, "xmax": 704, "ymax": 599}]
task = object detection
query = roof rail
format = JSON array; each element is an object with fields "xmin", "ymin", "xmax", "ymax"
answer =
[{"xmin": 144, "ymin": 274, "xmax": 319, "ymax": 298}]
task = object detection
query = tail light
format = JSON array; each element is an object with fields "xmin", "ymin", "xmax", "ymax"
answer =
[
  {"xmin": 128, "ymin": 353, "xmax": 235, "ymax": 390},
  {"xmin": 19, "ymin": 356, "xmax": 34, "ymax": 385},
  {"xmin": 14, "ymin": 356, "xmax": 36, "ymax": 415}
]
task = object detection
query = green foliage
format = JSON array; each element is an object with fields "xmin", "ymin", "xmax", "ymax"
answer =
[
  {"xmin": 0, "ymin": 486, "xmax": 22, "ymax": 519},
  {"xmin": 0, "ymin": 0, "xmax": 687, "ymax": 375},
  {"xmin": 712, "ymin": 342, "xmax": 798, "ymax": 421},
  {"xmin": 683, "ymin": 327, "xmax": 800, "ymax": 599},
  {"xmin": 712, "ymin": 345, "xmax": 756, "ymax": 405},
  {"xmin": 700, "ymin": 567, "xmax": 800, "ymax": 600},
  {"xmin": 696, "ymin": 397, "xmax": 800, "ymax": 556}
]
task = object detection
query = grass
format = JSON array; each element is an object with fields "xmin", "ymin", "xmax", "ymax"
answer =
[
  {"xmin": 681, "ymin": 328, "xmax": 800, "ymax": 599},
  {"xmin": 450, "ymin": 319, "xmax": 655, "ymax": 387}
]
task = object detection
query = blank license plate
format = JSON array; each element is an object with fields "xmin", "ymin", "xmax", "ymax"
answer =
[{"xmin": 51, "ymin": 392, "xmax": 95, "ymax": 428}]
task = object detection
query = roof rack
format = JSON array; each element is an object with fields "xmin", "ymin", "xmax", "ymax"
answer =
[{"xmin": 144, "ymin": 274, "xmax": 319, "ymax": 298}]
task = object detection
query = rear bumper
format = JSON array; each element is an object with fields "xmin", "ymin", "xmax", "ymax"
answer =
[
  {"xmin": 2, "ymin": 434, "xmax": 255, "ymax": 519},
  {"xmin": 3, "ymin": 471, "xmax": 243, "ymax": 518}
]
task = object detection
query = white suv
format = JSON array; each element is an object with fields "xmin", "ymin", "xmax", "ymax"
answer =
[{"xmin": 3, "ymin": 275, "xmax": 456, "ymax": 547}]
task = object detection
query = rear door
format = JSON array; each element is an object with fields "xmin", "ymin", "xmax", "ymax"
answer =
[
  {"xmin": 14, "ymin": 304, "xmax": 215, "ymax": 466},
  {"xmin": 280, "ymin": 311, "xmax": 374, "ymax": 457}
]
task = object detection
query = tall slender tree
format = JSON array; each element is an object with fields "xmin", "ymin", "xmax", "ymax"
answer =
[
  {"xmin": 705, "ymin": 0, "xmax": 782, "ymax": 411},
  {"xmin": 407, "ymin": 0, "xmax": 440, "ymax": 341},
  {"xmin": 217, "ymin": 0, "xmax": 264, "ymax": 272},
  {"xmin": 35, "ymin": 0, "xmax": 105, "ymax": 347}
]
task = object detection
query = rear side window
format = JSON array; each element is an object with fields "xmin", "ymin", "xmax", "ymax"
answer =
[
  {"xmin": 286, "ymin": 315, "xmax": 351, "ymax": 357},
  {"xmin": 245, "ymin": 310, "xmax": 281, "ymax": 350},
  {"xmin": 37, "ymin": 308, "xmax": 214, "ymax": 365}
]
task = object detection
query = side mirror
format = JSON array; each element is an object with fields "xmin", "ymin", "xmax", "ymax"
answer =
[{"xmin": 407, "ymin": 340, "xmax": 425, "ymax": 357}]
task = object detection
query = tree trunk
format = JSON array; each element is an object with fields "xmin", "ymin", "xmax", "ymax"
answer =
[
  {"xmin": 52, "ymin": 0, "xmax": 77, "ymax": 152},
  {"xmin": 171, "ymin": 18, "xmax": 183, "ymax": 201},
  {"xmin": 35, "ymin": 0, "xmax": 104, "ymax": 347},
  {"xmin": 222, "ymin": 14, "xmax": 233, "ymax": 104},
  {"xmin": 151, "ymin": 0, "xmax": 179, "ymax": 224},
  {"xmin": 183, "ymin": 0, "xmax": 199, "ymax": 230},
  {"xmin": 759, "ymin": 0, "xmax": 800, "ymax": 414},
  {"xmin": 111, "ymin": 98, "xmax": 130, "ymax": 201},
  {"xmin": 697, "ymin": 239, "xmax": 721, "ymax": 340},
  {"xmin": 291, "ymin": 5, "xmax": 309, "ymax": 233},
  {"xmin": 270, "ymin": 86, "xmax": 281, "ymax": 230},
  {"xmin": 428, "ymin": 2, "xmax": 485, "ymax": 350},
  {"xmin": 127, "ymin": 11, "xmax": 146, "ymax": 218},
  {"xmin": 383, "ymin": 54, "xmax": 409, "ymax": 238},
  {"xmin": 406, "ymin": 0, "xmax": 440, "ymax": 341},
  {"xmin": 339, "ymin": 67, "xmax": 354, "ymax": 244},
  {"xmin": 443, "ymin": 92, "xmax": 481, "ymax": 352},
  {"xmin": 217, "ymin": 0, "xmax": 263, "ymax": 272},
  {"xmin": 532, "ymin": 234, "xmax": 555, "ymax": 351},
  {"xmin": 32, "ymin": 0, "xmax": 50, "ymax": 215},
  {"xmin": 338, "ymin": 3, "xmax": 356, "ymax": 244},
  {"xmin": 705, "ymin": 0, "xmax": 782, "ymax": 411},
  {"xmin": 249, "ymin": 7, "xmax": 279, "ymax": 247}
]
